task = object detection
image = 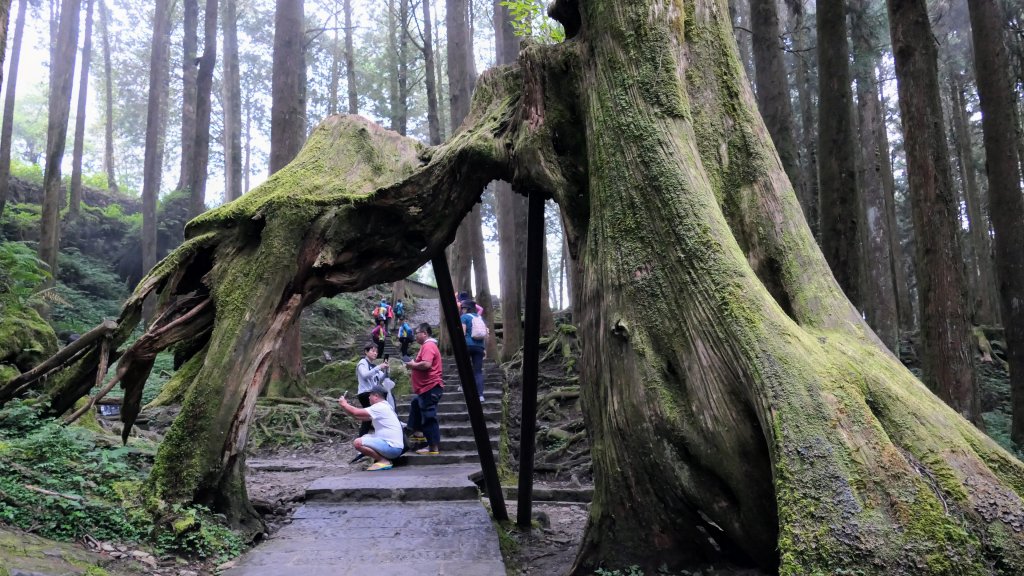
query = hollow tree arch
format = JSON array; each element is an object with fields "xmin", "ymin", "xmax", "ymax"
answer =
[{"xmin": 5, "ymin": 0, "xmax": 1023, "ymax": 573}]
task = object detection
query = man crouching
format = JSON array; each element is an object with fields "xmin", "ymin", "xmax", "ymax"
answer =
[{"xmin": 338, "ymin": 384, "xmax": 403, "ymax": 471}]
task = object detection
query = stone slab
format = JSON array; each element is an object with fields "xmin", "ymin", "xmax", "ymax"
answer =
[
  {"xmin": 306, "ymin": 464, "xmax": 481, "ymax": 502},
  {"xmin": 222, "ymin": 501, "xmax": 505, "ymax": 576}
]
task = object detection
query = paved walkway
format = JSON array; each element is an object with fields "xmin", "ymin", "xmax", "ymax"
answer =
[{"xmin": 224, "ymin": 359, "xmax": 507, "ymax": 576}]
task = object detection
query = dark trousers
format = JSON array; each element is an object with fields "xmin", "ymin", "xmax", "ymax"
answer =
[
  {"xmin": 374, "ymin": 338, "xmax": 386, "ymax": 358},
  {"xmin": 468, "ymin": 347, "xmax": 485, "ymax": 397},
  {"xmin": 399, "ymin": 337, "xmax": 411, "ymax": 357},
  {"xmin": 357, "ymin": 392, "xmax": 373, "ymax": 436},
  {"xmin": 407, "ymin": 385, "xmax": 443, "ymax": 447}
]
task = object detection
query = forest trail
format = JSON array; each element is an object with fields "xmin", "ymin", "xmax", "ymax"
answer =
[{"xmin": 224, "ymin": 355, "xmax": 508, "ymax": 575}]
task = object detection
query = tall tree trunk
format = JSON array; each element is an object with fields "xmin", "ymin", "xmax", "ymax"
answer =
[
  {"xmin": 222, "ymin": 0, "xmax": 242, "ymax": 202},
  {"xmin": 269, "ymin": 0, "xmax": 305, "ymax": 174},
  {"xmin": 493, "ymin": 0, "xmax": 522, "ymax": 360},
  {"xmin": 188, "ymin": 0, "xmax": 217, "ymax": 217},
  {"xmin": 887, "ymin": 0, "xmax": 980, "ymax": 423},
  {"xmin": 23, "ymin": 0, "xmax": 1024, "ymax": 569},
  {"xmin": 0, "ymin": 0, "xmax": 9, "ymax": 90},
  {"xmin": 791, "ymin": 1, "xmax": 818, "ymax": 236},
  {"xmin": 177, "ymin": 0, "xmax": 198, "ymax": 192},
  {"xmin": 968, "ymin": 0, "xmax": 1024, "ymax": 446},
  {"xmin": 343, "ymin": 0, "xmax": 356, "ymax": 114},
  {"xmin": 328, "ymin": 22, "xmax": 339, "ymax": 116},
  {"xmin": 98, "ymin": 0, "xmax": 116, "ymax": 192},
  {"xmin": 39, "ymin": 0, "xmax": 82, "ymax": 286},
  {"xmin": 816, "ymin": 0, "xmax": 860, "ymax": 307},
  {"xmin": 750, "ymin": 0, "xmax": 800, "ymax": 193},
  {"xmin": 949, "ymin": 72, "xmax": 999, "ymax": 325},
  {"xmin": 875, "ymin": 74, "xmax": 913, "ymax": 332},
  {"xmin": 421, "ymin": 0, "xmax": 440, "ymax": 145},
  {"xmin": 68, "ymin": 0, "xmax": 94, "ymax": 219},
  {"xmin": 850, "ymin": 0, "xmax": 897, "ymax": 351},
  {"xmin": 447, "ymin": 0, "xmax": 475, "ymax": 295},
  {"xmin": 0, "ymin": 0, "xmax": 28, "ymax": 219},
  {"xmin": 244, "ymin": 92, "xmax": 251, "ymax": 192},
  {"xmin": 387, "ymin": 0, "xmax": 400, "ymax": 132},
  {"xmin": 396, "ymin": 0, "xmax": 409, "ymax": 135},
  {"xmin": 729, "ymin": 0, "xmax": 755, "ymax": 82}
]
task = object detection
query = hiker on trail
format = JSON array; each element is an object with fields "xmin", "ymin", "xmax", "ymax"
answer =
[
  {"xmin": 404, "ymin": 323, "xmax": 443, "ymax": 454},
  {"xmin": 371, "ymin": 323, "xmax": 388, "ymax": 358},
  {"xmin": 356, "ymin": 343, "xmax": 389, "ymax": 436},
  {"xmin": 379, "ymin": 299, "xmax": 393, "ymax": 332},
  {"xmin": 456, "ymin": 291, "xmax": 484, "ymax": 316},
  {"xmin": 338, "ymin": 384, "xmax": 402, "ymax": 471},
  {"xmin": 397, "ymin": 320, "xmax": 414, "ymax": 361},
  {"xmin": 394, "ymin": 298, "xmax": 405, "ymax": 326},
  {"xmin": 460, "ymin": 300, "xmax": 488, "ymax": 402}
]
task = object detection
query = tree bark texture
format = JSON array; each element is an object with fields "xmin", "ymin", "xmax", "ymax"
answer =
[
  {"xmin": 949, "ymin": 73, "xmax": 999, "ymax": 325},
  {"xmin": 140, "ymin": 0, "xmax": 173, "ymax": 321},
  {"xmin": 968, "ymin": 0, "xmax": 1024, "ymax": 446},
  {"xmin": 0, "ymin": 0, "xmax": 28, "ymax": 219},
  {"xmin": 0, "ymin": 0, "xmax": 8, "ymax": 91},
  {"xmin": 269, "ymin": 0, "xmax": 306, "ymax": 174},
  {"xmin": 68, "ymin": 0, "xmax": 94, "ymax": 218},
  {"xmin": 887, "ymin": 0, "xmax": 980, "ymax": 423},
  {"xmin": 189, "ymin": 0, "xmax": 218, "ymax": 217},
  {"xmin": 98, "ymin": 0, "xmax": 116, "ymax": 192},
  {"xmin": 177, "ymin": 0, "xmax": 198, "ymax": 193},
  {"xmin": 850, "ymin": 0, "xmax": 898, "ymax": 352},
  {"xmin": 222, "ymin": 0, "xmax": 243, "ymax": 201},
  {"xmin": 750, "ymin": 0, "xmax": 800, "ymax": 196},
  {"xmin": 15, "ymin": 0, "xmax": 1024, "ymax": 571},
  {"xmin": 816, "ymin": 0, "xmax": 861, "ymax": 307},
  {"xmin": 39, "ymin": 0, "xmax": 82, "ymax": 283}
]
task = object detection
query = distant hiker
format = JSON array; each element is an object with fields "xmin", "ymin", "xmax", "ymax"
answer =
[
  {"xmin": 394, "ymin": 298, "xmax": 405, "ymax": 325},
  {"xmin": 378, "ymin": 299, "xmax": 393, "ymax": 332},
  {"xmin": 460, "ymin": 300, "xmax": 488, "ymax": 402},
  {"xmin": 404, "ymin": 323, "xmax": 444, "ymax": 454},
  {"xmin": 371, "ymin": 323, "xmax": 388, "ymax": 358},
  {"xmin": 397, "ymin": 320, "xmax": 414, "ymax": 361},
  {"xmin": 338, "ymin": 385, "xmax": 402, "ymax": 471},
  {"xmin": 355, "ymin": 343, "xmax": 389, "ymax": 437}
]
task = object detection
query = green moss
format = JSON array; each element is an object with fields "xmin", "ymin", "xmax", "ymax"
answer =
[{"xmin": 0, "ymin": 304, "xmax": 58, "ymax": 371}]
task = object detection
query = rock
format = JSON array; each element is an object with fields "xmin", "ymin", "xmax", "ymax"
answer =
[{"xmin": 216, "ymin": 560, "xmax": 238, "ymax": 571}]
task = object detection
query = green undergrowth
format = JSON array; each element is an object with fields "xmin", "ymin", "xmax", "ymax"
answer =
[{"xmin": 0, "ymin": 401, "xmax": 242, "ymax": 561}]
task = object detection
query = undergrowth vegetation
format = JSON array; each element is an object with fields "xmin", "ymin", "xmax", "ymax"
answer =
[{"xmin": 0, "ymin": 401, "xmax": 243, "ymax": 560}]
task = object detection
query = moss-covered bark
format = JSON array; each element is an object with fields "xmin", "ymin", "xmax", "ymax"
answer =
[{"xmin": 11, "ymin": 0, "xmax": 1024, "ymax": 569}]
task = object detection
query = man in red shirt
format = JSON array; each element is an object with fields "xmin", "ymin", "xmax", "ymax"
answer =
[{"xmin": 404, "ymin": 323, "xmax": 444, "ymax": 454}]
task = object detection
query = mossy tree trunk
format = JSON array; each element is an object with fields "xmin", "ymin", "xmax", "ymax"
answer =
[{"xmin": 13, "ymin": 0, "xmax": 1024, "ymax": 570}]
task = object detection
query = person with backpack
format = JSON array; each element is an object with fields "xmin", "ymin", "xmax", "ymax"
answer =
[
  {"xmin": 371, "ymin": 322, "xmax": 388, "ymax": 358},
  {"xmin": 377, "ymin": 299, "xmax": 392, "ymax": 332},
  {"xmin": 397, "ymin": 320, "xmax": 414, "ymax": 361},
  {"xmin": 394, "ymin": 298, "xmax": 405, "ymax": 325},
  {"xmin": 460, "ymin": 300, "xmax": 488, "ymax": 402}
]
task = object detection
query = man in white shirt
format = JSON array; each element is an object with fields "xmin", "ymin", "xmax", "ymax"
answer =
[{"xmin": 338, "ymin": 384, "xmax": 403, "ymax": 471}]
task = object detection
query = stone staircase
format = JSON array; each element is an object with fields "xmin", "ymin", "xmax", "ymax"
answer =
[{"xmin": 394, "ymin": 357, "xmax": 504, "ymax": 466}]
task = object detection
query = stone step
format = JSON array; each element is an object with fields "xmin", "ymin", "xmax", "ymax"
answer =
[
  {"xmin": 395, "ymin": 400, "xmax": 502, "ymax": 415},
  {"xmin": 419, "ymin": 436, "xmax": 498, "ymax": 451},
  {"xmin": 305, "ymin": 465, "xmax": 482, "ymax": 502},
  {"xmin": 397, "ymin": 451, "xmax": 480, "ymax": 466}
]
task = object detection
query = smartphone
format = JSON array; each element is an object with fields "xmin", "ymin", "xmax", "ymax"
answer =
[{"xmin": 383, "ymin": 353, "xmax": 390, "ymax": 361}]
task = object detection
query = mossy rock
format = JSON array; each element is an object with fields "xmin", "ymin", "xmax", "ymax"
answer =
[
  {"xmin": 307, "ymin": 360, "xmax": 359, "ymax": 393},
  {"xmin": 0, "ymin": 364, "xmax": 18, "ymax": 384},
  {"xmin": 0, "ymin": 305, "xmax": 58, "ymax": 372}
]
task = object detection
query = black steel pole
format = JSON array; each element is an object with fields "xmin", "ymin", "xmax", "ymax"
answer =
[
  {"xmin": 516, "ymin": 191, "xmax": 545, "ymax": 528},
  {"xmin": 431, "ymin": 254, "xmax": 509, "ymax": 522}
]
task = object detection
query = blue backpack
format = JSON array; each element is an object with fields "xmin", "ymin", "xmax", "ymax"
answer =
[
  {"xmin": 399, "ymin": 323, "xmax": 412, "ymax": 339},
  {"xmin": 395, "ymin": 301, "xmax": 404, "ymax": 315}
]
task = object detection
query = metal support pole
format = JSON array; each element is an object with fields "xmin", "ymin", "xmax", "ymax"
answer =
[
  {"xmin": 516, "ymin": 191, "xmax": 545, "ymax": 528},
  {"xmin": 431, "ymin": 254, "xmax": 509, "ymax": 522}
]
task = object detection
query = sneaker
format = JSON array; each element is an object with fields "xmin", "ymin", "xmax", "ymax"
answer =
[
  {"xmin": 366, "ymin": 462, "xmax": 393, "ymax": 471},
  {"xmin": 414, "ymin": 447, "xmax": 440, "ymax": 455},
  {"xmin": 479, "ymin": 396, "xmax": 485, "ymax": 402}
]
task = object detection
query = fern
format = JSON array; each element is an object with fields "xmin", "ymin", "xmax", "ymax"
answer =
[{"xmin": 0, "ymin": 242, "xmax": 50, "ymax": 306}]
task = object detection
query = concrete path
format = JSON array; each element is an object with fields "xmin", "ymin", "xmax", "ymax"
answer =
[{"xmin": 224, "ymin": 359, "xmax": 508, "ymax": 576}]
